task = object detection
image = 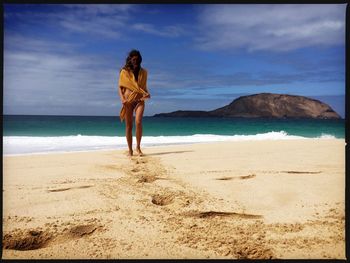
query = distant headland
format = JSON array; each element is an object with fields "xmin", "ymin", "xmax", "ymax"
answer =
[{"xmin": 153, "ymin": 93, "xmax": 341, "ymax": 119}]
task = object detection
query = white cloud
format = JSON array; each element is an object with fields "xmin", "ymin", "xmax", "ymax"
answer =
[
  {"xmin": 5, "ymin": 5, "xmax": 187, "ymax": 41},
  {"xmin": 132, "ymin": 23, "xmax": 187, "ymax": 37},
  {"xmin": 5, "ymin": 4, "xmax": 134, "ymax": 40},
  {"xmin": 4, "ymin": 33, "xmax": 80, "ymax": 54},
  {"xmin": 56, "ymin": 6, "xmax": 131, "ymax": 39},
  {"xmin": 196, "ymin": 4, "xmax": 346, "ymax": 52},
  {"xmin": 63, "ymin": 4, "xmax": 134, "ymax": 15},
  {"xmin": 4, "ymin": 36, "xmax": 120, "ymax": 115}
]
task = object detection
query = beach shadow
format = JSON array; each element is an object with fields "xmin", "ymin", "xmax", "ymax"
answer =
[
  {"xmin": 215, "ymin": 176, "xmax": 235, "ymax": 181},
  {"xmin": 215, "ymin": 174, "xmax": 256, "ymax": 181},
  {"xmin": 184, "ymin": 210, "xmax": 263, "ymax": 219},
  {"xmin": 281, "ymin": 171, "xmax": 322, "ymax": 174},
  {"xmin": 47, "ymin": 185, "xmax": 93, "ymax": 193},
  {"xmin": 47, "ymin": 188, "xmax": 71, "ymax": 192},
  {"xmin": 146, "ymin": 150, "xmax": 194, "ymax": 156}
]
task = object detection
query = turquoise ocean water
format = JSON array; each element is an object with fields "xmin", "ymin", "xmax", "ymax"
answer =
[{"xmin": 3, "ymin": 115, "xmax": 345, "ymax": 155}]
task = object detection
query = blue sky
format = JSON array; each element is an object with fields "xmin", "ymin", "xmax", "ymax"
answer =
[{"xmin": 3, "ymin": 4, "xmax": 346, "ymax": 117}]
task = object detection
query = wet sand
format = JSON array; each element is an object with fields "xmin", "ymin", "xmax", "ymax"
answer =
[{"xmin": 2, "ymin": 139, "xmax": 346, "ymax": 259}]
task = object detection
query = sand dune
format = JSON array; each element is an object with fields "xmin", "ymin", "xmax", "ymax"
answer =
[{"xmin": 2, "ymin": 139, "xmax": 345, "ymax": 259}]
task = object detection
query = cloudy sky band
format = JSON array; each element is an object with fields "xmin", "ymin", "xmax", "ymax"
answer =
[{"xmin": 3, "ymin": 4, "xmax": 346, "ymax": 117}]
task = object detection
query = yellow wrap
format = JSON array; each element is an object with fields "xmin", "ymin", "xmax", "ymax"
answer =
[{"xmin": 119, "ymin": 68, "xmax": 149, "ymax": 122}]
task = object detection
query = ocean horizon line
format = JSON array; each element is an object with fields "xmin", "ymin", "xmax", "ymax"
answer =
[
  {"xmin": 3, "ymin": 114, "xmax": 346, "ymax": 120},
  {"xmin": 4, "ymin": 115, "xmax": 344, "ymax": 142}
]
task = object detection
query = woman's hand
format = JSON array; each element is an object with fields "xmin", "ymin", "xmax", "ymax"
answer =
[{"xmin": 140, "ymin": 93, "xmax": 151, "ymax": 101}]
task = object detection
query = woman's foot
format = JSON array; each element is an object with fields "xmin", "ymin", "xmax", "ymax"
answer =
[
  {"xmin": 127, "ymin": 150, "xmax": 133, "ymax": 157},
  {"xmin": 136, "ymin": 148, "xmax": 143, "ymax": 156}
]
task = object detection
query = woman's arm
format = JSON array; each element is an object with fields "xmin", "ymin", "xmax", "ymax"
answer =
[
  {"xmin": 118, "ymin": 86, "xmax": 127, "ymax": 104},
  {"xmin": 142, "ymin": 69, "xmax": 151, "ymax": 99}
]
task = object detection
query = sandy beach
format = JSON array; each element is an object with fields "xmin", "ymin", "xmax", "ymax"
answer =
[{"xmin": 2, "ymin": 139, "xmax": 346, "ymax": 259}]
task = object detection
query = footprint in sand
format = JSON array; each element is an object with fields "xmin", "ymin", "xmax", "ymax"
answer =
[
  {"xmin": 151, "ymin": 194, "xmax": 174, "ymax": 206},
  {"xmin": 138, "ymin": 175, "xmax": 157, "ymax": 183},
  {"xmin": 68, "ymin": 224, "xmax": 97, "ymax": 238},
  {"xmin": 3, "ymin": 229, "xmax": 53, "ymax": 250},
  {"xmin": 138, "ymin": 158, "xmax": 148, "ymax": 164},
  {"xmin": 3, "ymin": 222, "xmax": 101, "ymax": 251},
  {"xmin": 131, "ymin": 167, "xmax": 140, "ymax": 173}
]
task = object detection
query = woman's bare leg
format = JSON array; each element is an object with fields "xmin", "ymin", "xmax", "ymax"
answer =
[
  {"xmin": 135, "ymin": 102, "xmax": 145, "ymax": 156},
  {"xmin": 124, "ymin": 104, "xmax": 134, "ymax": 156}
]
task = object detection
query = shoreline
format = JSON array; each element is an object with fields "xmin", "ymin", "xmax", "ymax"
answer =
[
  {"xmin": 3, "ymin": 139, "xmax": 345, "ymax": 259},
  {"xmin": 3, "ymin": 137, "xmax": 345, "ymax": 157}
]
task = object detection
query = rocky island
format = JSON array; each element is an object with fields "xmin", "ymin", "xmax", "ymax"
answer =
[{"xmin": 153, "ymin": 93, "xmax": 341, "ymax": 119}]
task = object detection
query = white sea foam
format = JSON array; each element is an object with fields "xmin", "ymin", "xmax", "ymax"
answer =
[
  {"xmin": 2, "ymin": 131, "xmax": 337, "ymax": 155},
  {"xmin": 318, "ymin": 133, "xmax": 337, "ymax": 139}
]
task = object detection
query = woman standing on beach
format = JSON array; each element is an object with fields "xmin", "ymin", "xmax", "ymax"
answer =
[{"xmin": 118, "ymin": 49, "xmax": 151, "ymax": 157}]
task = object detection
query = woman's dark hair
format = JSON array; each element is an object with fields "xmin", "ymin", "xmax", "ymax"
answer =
[{"xmin": 123, "ymin": 49, "xmax": 142, "ymax": 71}]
